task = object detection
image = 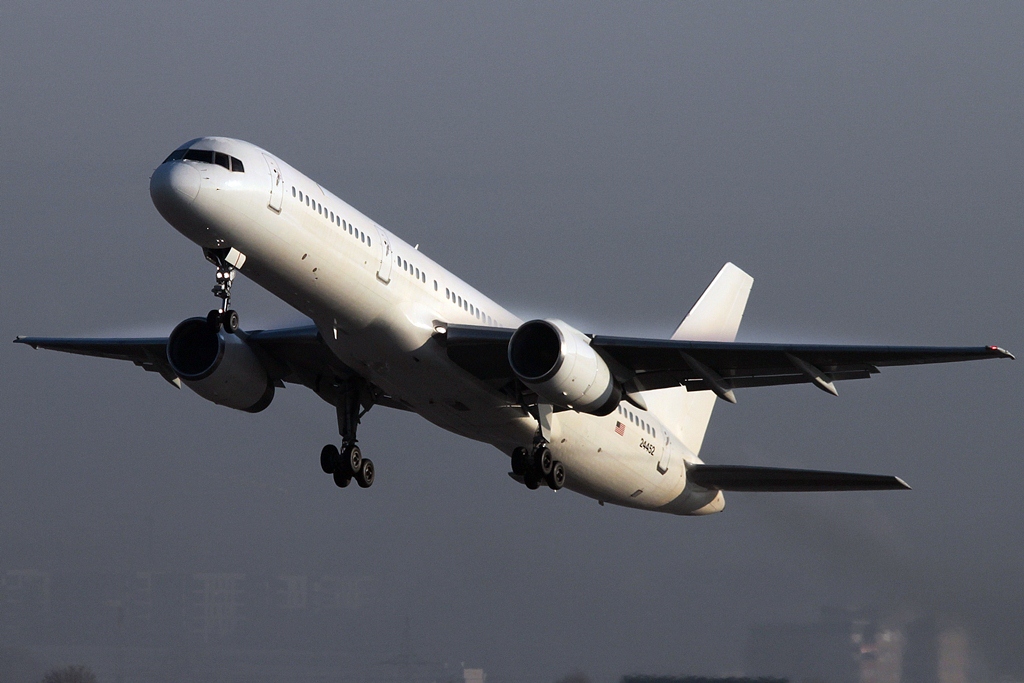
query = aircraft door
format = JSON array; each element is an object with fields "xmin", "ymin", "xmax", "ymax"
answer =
[
  {"xmin": 263, "ymin": 153, "xmax": 284, "ymax": 213},
  {"xmin": 657, "ymin": 434, "xmax": 673, "ymax": 475},
  {"xmin": 375, "ymin": 225, "xmax": 393, "ymax": 284}
]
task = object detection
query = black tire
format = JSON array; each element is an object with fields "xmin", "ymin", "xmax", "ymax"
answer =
[
  {"xmin": 547, "ymin": 461, "xmax": 566, "ymax": 490},
  {"xmin": 342, "ymin": 444, "xmax": 362, "ymax": 476},
  {"xmin": 222, "ymin": 309, "xmax": 240, "ymax": 333},
  {"xmin": 356, "ymin": 458, "xmax": 375, "ymax": 488},
  {"xmin": 524, "ymin": 473, "xmax": 541, "ymax": 490},
  {"xmin": 320, "ymin": 444, "xmax": 339, "ymax": 474},
  {"xmin": 333, "ymin": 470, "xmax": 352, "ymax": 488},
  {"xmin": 206, "ymin": 309, "xmax": 222, "ymax": 330},
  {"xmin": 535, "ymin": 446, "xmax": 554, "ymax": 477},
  {"xmin": 511, "ymin": 447, "xmax": 529, "ymax": 475}
]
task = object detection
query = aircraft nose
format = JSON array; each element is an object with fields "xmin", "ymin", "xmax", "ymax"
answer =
[{"xmin": 150, "ymin": 161, "xmax": 201, "ymax": 209}]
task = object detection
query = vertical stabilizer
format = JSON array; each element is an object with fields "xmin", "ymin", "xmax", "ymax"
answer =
[{"xmin": 644, "ymin": 263, "xmax": 753, "ymax": 456}]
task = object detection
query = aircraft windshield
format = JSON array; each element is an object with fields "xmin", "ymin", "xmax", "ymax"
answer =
[{"xmin": 163, "ymin": 148, "xmax": 244, "ymax": 172}]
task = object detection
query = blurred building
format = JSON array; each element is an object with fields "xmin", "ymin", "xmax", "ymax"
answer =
[{"xmin": 746, "ymin": 608, "xmax": 972, "ymax": 683}]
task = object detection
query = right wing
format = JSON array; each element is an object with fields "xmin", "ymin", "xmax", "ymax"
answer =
[{"xmin": 437, "ymin": 324, "xmax": 1013, "ymax": 400}]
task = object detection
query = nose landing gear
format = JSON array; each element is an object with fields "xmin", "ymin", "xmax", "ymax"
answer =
[
  {"xmin": 511, "ymin": 444, "xmax": 565, "ymax": 491},
  {"xmin": 203, "ymin": 248, "xmax": 242, "ymax": 333}
]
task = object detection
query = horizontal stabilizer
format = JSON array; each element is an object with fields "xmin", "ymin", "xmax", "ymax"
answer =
[{"xmin": 688, "ymin": 464, "xmax": 910, "ymax": 492}]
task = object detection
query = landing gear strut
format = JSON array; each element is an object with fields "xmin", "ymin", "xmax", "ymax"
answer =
[
  {"xmin": 204, "ymin": 248, "xmax": 240, "ymax": 333},
  {"xmin": 320, "ymin": 381, "xmax": 375, "ymax": 489},
  {"xmin": 512, "ymin": 444, "xmax": 565, "ymax": 491}
]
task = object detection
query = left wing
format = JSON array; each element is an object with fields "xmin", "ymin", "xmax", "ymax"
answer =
[
  {"xmin": 15, "ymin": 326, "xmax": 412, "ymax": 411},
  {"xmin": 437, "ymin": 324, "xmax": 1013, "ymax": 399}
]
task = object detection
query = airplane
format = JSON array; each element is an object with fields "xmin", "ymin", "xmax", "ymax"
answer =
[{"xmin": 15, "ymin": 137, "xmax": 1014, "ymax": 516}]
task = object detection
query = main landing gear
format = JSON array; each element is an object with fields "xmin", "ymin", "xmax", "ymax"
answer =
[
  {"xmin": 319, "ymin": 382, "xmax": 375, "ymax": 489},
  {"xmin": 204, "ymin": 248, "xmax": 241, "ymax": 333},
  {"xmin": 511, "ymin": 443, "xmax": 565, "ymax": 491}
]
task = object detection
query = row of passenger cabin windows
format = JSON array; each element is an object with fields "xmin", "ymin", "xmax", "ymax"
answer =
[
  {"xmin": 163, "ymin": 148, "xmax": 245, "ymax": 172},
  {"xmin": 617, "ymin": 404, "xmax": 656, "ymax": 438},
  {"xmin": 397, "ymin": 255, "xmax": 427, "ymax": 284},
  {"xmin": 444, "ymin": 287, "xmax": 495, "ymax": 325},
  {"xmin": 292, "ymin": 187, "xmax": 371, "ymax": 247}
]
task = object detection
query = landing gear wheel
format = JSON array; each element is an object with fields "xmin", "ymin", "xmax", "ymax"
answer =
[
  {"xmin": 511, "ymin": 447, "xmax": 529, "ymax": 476},
  {"xmin": 320, "ymin": 444, "xmax": 339, "ymax": 474},
  {"xmin": 535, "ymin": 446, "xmax": 554, "ymax": 477},
  {"xmin": 221, "ymin": 309, "xmax": 239, "ymax": 333},
  {"xmin": 333, "ymin": 470, "xmax": 352, "ymax": 488},
  {"xmin": 524, "ymin": 473, "xmax": 541, "ymax": 490},
  {"xmin": 547, "ymin": 461, "xmax": 566, "ymax": 490},
  {"xmin": 356, "ymin": 458, "xmax": 375, "ymax": 488},
  {"xmin": 342, "ymin": 444, "xmax": 362, "ymax": 476},
  {"xmin": 207, "ymin": 309, "xmax": 222, "ymax": 330}
]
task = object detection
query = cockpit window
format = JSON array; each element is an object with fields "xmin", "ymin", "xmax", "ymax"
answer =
[
  {"xmin": 184, "ymin": 149, "xmax": 214, "ymax": 164},
  {"xmin": 163, "ymin": 147, "xmax": 245, "ymax": 172},
  {"xmin": 163, "ymin": 148, "xmax": 187, "ymax": 163}
]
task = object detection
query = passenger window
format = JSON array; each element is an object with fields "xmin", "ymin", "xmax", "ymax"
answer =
[
  {"xmin": 415, "ymin": 267, "xmax": 420, "ymax": 278},
  {"xmin": 231, "ymin": 157, "xmax": 244, "ymax": 172},
  {"xmin": 299, "ymin": 191, "xmax": 304, "ymax": 201},
  {"xmin": 434, "ymin": 281, "xmax": 438, "ymax": 291},
  {"xmin": 368, "ymin": 236, "xmax": 371, "ymax": 246},
  {"xmin": 330, "ymin": 211, "xmax": 334, "ymax": 221},
  {"xmin": 292, "ymin": 187, "xmax": 297, "ymax": 197},
  {"xmin": 445, "ymin": 288, "xmax": 450, "ymax": 299}
]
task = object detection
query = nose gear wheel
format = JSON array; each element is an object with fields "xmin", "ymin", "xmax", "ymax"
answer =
[{"xmin": 203, "ymin": 248, "xmax": 241, "ymax": 333}]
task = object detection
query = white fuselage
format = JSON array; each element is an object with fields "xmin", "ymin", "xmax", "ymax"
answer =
[{"xmin": 150, "ymin": 137, "xmax": 722, "ymax": 515}]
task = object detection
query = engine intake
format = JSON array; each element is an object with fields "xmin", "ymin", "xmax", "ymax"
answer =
[
  {"xmin": 167, "ymin": 318, "xmax": 274, "ymax": 413},
  {"xmin": 508, "ymin": 319, "xmax": 621, "ymax": 415}
]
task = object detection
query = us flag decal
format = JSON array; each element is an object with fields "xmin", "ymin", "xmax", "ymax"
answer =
[{"xmin": 614, "ymin": 421, "xmax": 626, "ymax": 436}]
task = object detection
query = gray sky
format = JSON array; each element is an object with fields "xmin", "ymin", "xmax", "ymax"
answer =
[{"xmin": 1, "ymin": 2, "xmax": 1022, "ymax": 681}]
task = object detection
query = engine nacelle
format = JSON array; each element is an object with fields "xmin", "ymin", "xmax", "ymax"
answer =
[
  {"xmin": 166, "ymin": 318, "xmax": 275, "ymax": 413},
  {"xmin": 507, "ymin": 319, "xmax": 621, "ymax": 415}
]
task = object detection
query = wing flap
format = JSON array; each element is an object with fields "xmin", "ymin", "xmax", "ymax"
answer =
[{"xmin": 687, "ymin": 464, "xmax": 911, "ymax": 492}]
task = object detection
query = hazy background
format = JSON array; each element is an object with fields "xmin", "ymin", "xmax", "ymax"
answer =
[{"xmin": 1, "ymin": 2, "xmax": 1022, "ymax": 681}]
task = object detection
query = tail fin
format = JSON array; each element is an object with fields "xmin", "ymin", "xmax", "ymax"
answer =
[{"xmin": 644, "ymin": 263, "xmax": 753, "ymax": 456}]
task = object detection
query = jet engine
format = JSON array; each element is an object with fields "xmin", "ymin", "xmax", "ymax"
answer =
[
  {"xmin": 507, "ymin": 319, "xmax": 621, "ymax": 415},
  {"xmin": 166, "ymin": 318, "xmax": 275, "ymax": 413}
]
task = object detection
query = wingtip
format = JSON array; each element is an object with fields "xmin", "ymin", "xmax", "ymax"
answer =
[
  {"xmin": 895, "ymin": 476, "xmax": 912, "ymax": 490},
  {"xmin": 988, "ymin": 345, "xmax": 1015, "ymax": 360}
]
